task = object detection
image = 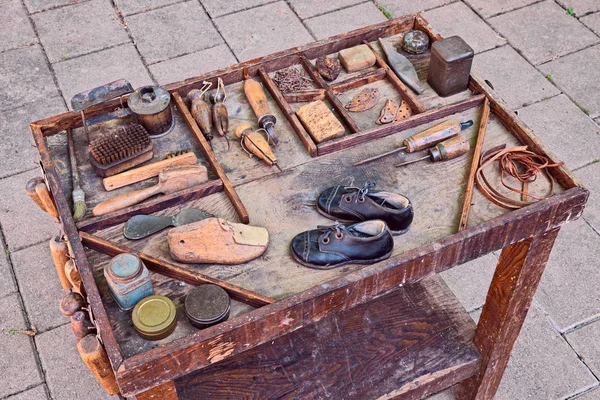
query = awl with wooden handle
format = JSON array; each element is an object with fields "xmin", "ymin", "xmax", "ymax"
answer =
[
  {"xmin": 93, "ymin": 166, "xmax": 208, "ymax": 216},
  {"xmin": 396, "ymin": 135, "xmax": 470, "ymax": 167},
  {"xmin": 102, "ymin": 151, "xmax": 197, "ymax": 191},
  {"xmin": 243, "ymin": 72, "xmax": 279, "ymax": 145},
  {"xmin": 354, "ymin": 119, "xmax": 473, "ymax": 166},
  {"xmin": 25, "ymin": 176, "xmax": 47, "ymax": 213}
]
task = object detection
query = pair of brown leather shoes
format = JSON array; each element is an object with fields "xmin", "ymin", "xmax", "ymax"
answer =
[{"xmin": 291, "ymin": 183, "xmax": 413, "ymax": 269}]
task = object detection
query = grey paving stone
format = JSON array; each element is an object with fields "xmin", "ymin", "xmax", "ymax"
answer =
[
  {"xmin": 126, "ymin": 1, "xmax": 222, "ymax": 65},
  {"xmin": 53, "ymin": 44, "xmax": 153, "ymax": 108},
  {"xmin": 11, "ymin": 242, "xmax": 69, "ymax": 332},
  {"xmin": 535, "ymin": 219, "xmax": 600, "ymax": 332},
  {"xmin": 575, "ymin": 162, "xmax": 600, "ymax": 232},
  {"xmin": 0, "ymin": 294, "xmax": 43, "ymax": 398},
  {"xmin": 150, "ymin": 44, "xmax": 238, "ymax": 85},
  {"xmin": 0, "ymin": 97, "xmax": 67, "ymax": 179},
  {"xmin": 488, "ymin": 0, "xmax": 599, "ymax": 65},
  {"xmin": 516, "ymin": 95, "xmax": 600, "ymax": 170},
  {"xmin": 464, "ymin": 0, "xmax": 540, "ymax": 18},
  {"xmin": 0, "ymin": 45, "xmax": 58, "ymax": 111},
  {"xmin": 201, "ymin": 0, "xmax": 275, "ymax": 18},
  {"xmin": 494, "ymin": 305, "xmax": 598, "ymax": 399},
  {"xmin": 0, "ymin": 240, "xmax": 16, "ymax": 298},
  {"xmin": 581, "ymin": 12, "xmax": 600, "ymax": 35},
  {"xmin": 5, "ymin": 385, "xmax": 49, "ymax": 400},
  {"xmin": 541, "ymin": 45, "xmax": 600, "ymax": 118},
  {"xmin": 422, "ymin": 2, "xmax": 507, "ymax": 54},
  {"xmin": 115, "ymin": 0, "xmax": 183, "ymax": 16},
  {"xmin": 574, "ymin": 387, "xmax": 600, "ymax": 399},
  {"xmin": 215, "ymin": 1, "xmax": 313, "ymax": 61},
  {"xmin": 0, "ymin": 0, "xmax": 37, "ymax": 53},
  {"xmin": 36, "ymin": 324, "xmax": 113, "ymax": 400},
  {"xmin": 567, "ymin": 320, "xmax": 600, "ymax": 377},
  {"xmin": 304, "ymin": 2, "xmax": 387, "ymax": 40},
  {"xmin": 373, "ymin": 0, "xmax": 455, "ymax": 16},
  {"xmin": 473, "ymin": 45, "xmax": 560, "ymax": 109},
  {"xmin": 32, "ymin": 0, "xmax": 130, "ymax": 63},
  {"xmin": 289, "ymin": 0, "xmax": 365, "ymax": 19},
  {"xmin": 556, "ymin": 0, "xmax": 600, "ymax": 16},
  {"xmin": 440, "ymin": 253, "xmax": 497, "ymax": 312},
  {"xmin": 0, "ymin": 169, "xmax": 57, "ymax": 250},
  {"xmin": 23, "ymin": 0, "xmax": 86, "ymax": 13}
]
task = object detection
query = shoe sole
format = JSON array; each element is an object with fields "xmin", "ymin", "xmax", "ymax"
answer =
[
  {"xmin": 316, "ymin": 206, "xmax": 411, "ymax": 236},
  {"xmin": 290, "ymin": 246, "xmax": 394, "ymax": 270}
]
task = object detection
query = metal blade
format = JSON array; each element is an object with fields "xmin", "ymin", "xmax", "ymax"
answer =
[
  {"xmin": 378, "ymin": 39, "xmax": 424, "ymax": 95},
  {"xmin": 395, "ymin": 154, "xmax": 430, "ymax": 167},
  {"xmin": 353, "ymin": 146, "xmax": 407, "ymax": 166}
]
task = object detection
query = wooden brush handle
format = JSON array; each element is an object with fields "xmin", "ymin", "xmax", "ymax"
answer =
[
  {"xmin": 35, "ymin": 182, "xmax": 59, "ymax": 219},
  {"xmin": 93, "ymin": 184, "xmax": 161, "ymax": 216},
  {"xmin": 102, "ymin": 152, "xmax": 197, "ymax": 191},
  {"xmin": 49, "ymin": 236, "xmax": 72, "ymax": 290},
  {"xmin": 77, "ymin": 335, "xmax": 120, "ymax": 395},
  {"xmin": 25, "ymin": 177, "xmax": 46, "ymax": 212}
]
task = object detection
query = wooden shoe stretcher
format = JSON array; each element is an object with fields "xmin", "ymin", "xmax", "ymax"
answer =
[{"xmin": 27, "ymin": 14, "xmax": 587, "ymax": 400}]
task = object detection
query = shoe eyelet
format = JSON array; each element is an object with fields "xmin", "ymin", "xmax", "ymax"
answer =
[
  {"xmin": 335, "ymin": 233, "xmax": 343, "ymax": 240},
  {"xmin": 344, "ymin": 196, "xmax": 351, "ymax": 203},
  {"xmin": 358, "ymin": 197, "xmax": 365, "ymax": 203},
  {"xmin": 322, "ymin": 237, "xmax": 330, "ymax": 244}
]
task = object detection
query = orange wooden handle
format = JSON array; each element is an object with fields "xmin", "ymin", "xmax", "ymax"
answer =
[
  {"xmin": 244, "ymin": 78, "xmax": 271, "ymax": 120},
  {"xmin": 35, "ymin": 182, "xmax": 59, "ymax": 219},
  {"xmin": 77, "ymin": 335, "xmax": 120, "ymax": 395},
  {"xmin": 49, "ymin": 236, "xmax": 72, "ymax": 290},
  {"xmin": 93, "ymin": 185, "xmax": 160, "ymax": 216},
  {"xmin": 25, "ymin": 177, "xmax": 46, "ymax": 212}
]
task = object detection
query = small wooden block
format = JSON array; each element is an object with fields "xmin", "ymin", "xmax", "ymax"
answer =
[
  {"xmin": 338, "ymin": 45, "xmax": 376, "ymax": 73},
  {"xmin": 296, "ymin": 101, "xmax": 345, "ymax": 144}
]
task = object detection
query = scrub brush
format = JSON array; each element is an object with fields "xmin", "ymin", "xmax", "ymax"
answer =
[{"xmin": 67, "ymin": 128, "xmax": 86, "ymax": 221}]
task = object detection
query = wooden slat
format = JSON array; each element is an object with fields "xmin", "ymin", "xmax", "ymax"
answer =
[
  {"xmin": 282, "ymin": 89, "xmax": 326, "ymax": 103},
  {"xmin": 76, "ymin": 179, "xmax": 223, "ymax": 233},
  {"xmin": 136, "ymin": 381, "xmax": 178, "ymax": 400},
  {"xmin": 456, "ymin": 228, "xmax": 560, "ymax": 400},
  {"xmin": 257, "ymin": 68, "xmax": 318, "ymax": 157},
  {"xmin": 317, "ymin": 93, "xmax": 486, "ymax": 156},
  {"xmin": 113, "ymin": 187, "xmax": 586, "ymax": 396},
  {"xmin": 364, "ymin": 40, "xmax": 426, "ymax": 114},
  {"xmin": 330, "ymin": 68, "xmax": 387, "ymax": 94},
  {"xmin": 174, "ymin": 276, "xmax": 479, "ymax": 400},
  {"xmin": 300, "ymin": 56, "xmax": 361, "ymax": 134},
  {"xmin": 79, "ymin": 232, "xmax": 274, "ymax": 308},
  {"xmin": 172, "ymin": 92, "xmax": 250, "ymax": 223}
]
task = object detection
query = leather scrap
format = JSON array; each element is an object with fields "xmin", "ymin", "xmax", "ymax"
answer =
[
  {"xmin": 376, "ymin": 99, "xmax": 399, "ymax": 124},
  {"xmin": 345, "ymin": 88, "xmax": 379, "ymax": 112},
  {"xmin": 315, "ymin": 56, "xmax": 341, "ymax": 81},
  {"xmin": 395, "ymin": 99, "xmax": 412, "ymax": 121}
]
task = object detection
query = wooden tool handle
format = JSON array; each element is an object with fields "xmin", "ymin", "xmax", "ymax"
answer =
[
  {"xmin": 432, "ymin": 135, "xmax": 470, "ymax": 161},
  {"xmin": 244, "ymin": 78, "xmax": 271, "ymax": 120},
  {"xmin": 64, "ymin": 259, "xmax": 82, "ymax": 291},
  {"xmin": 77, "ymin": 335, "xmax": 120, "ymax": 395},
  {"xmin": 25, "ymin": 177, "xmax": 46, "ymax": 212},
  {"xmin": 49, "ymin": 236, "xmax": 72, "ymax": 290},
  {"xmin": 35, "ymin": 182, "xmax": 59, "ymax": 219},
  {"xmin": 404, "ymin": 119, "xmax": 460, "ymax": 153},
  {"xmin": 102, "ymin": 152, "xmax": 197, "ymax": 191},
  {"xmin": 60, "ymin": 292, "xmax": 85, "ymax": 317},
  {"xmin": 92, "ymin": 184, "xmax": 160, "ymax": 216},
  {"xmin": 72, "ymin": 311, "xmax": 95, "ymax": 340}
]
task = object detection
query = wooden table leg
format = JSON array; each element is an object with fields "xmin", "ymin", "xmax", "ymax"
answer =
[
  {"xmin": 456, "ymin": 227, "xmax": 560, "ymax": 400},
  {"xmin": 135, "ymin": 381, "xmax": 177, "ymax": 400}
]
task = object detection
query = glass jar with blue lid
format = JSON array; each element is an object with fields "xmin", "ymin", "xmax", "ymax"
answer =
[{"xmin": 104, "ymin": 253, "xmax": 153, "ymax": 311}]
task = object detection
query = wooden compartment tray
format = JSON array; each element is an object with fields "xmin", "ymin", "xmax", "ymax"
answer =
[{"xmin": 29, "ymin": 14, "xmax": 588, "ymax": 400}]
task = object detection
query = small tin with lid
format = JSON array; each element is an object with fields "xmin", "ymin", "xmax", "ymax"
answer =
[
  {"xmin": 104, "ymin": 253, "xmax": 153, "ymax": 311},
  {"xmin": 132, "ymin": 295, "xmax": 177, "ymax": 341},
  {"xmin": 402, "ymin": 30, "xmax": 429, "ymax": 54},
  {"xmin": 185, "ymin": 284, "xmax": 231, "ymax": 329},
  {"xmin": 127, "ymin": 85, "xmax": 174, "ymax": 138},
  {"xmin": 427, "ymin": 36, "xmax": 474, "ymax": 97}
]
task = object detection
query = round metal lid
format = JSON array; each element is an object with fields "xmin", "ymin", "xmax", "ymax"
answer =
[
  {"xmin": 402, "ymin": 30, "xmax": 429, "ymax": 54},
  {"xmin": 185, "ymin": 285, "xmax": 230, "ymax": 324},
  {"xmin": 132, "ymin": 295, "xmax": 177, "ymax": 339},
  {"xmin": 108, "ymin": 253, "xmax": 142, "ymax": 284},
  {"xmin": 127, "ymin": 86, "xmax": 171, "ymax": 115}
]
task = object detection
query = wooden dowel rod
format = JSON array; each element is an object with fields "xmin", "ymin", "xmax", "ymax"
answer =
[
  {"xmin": 79, "ymin": 232, "xmax": 274, "ymax": 308},
  {"xmin": 364, "ymin": 40, "xmax": 426, "ymax": 114},
  {"xmin": 330, "ymin": 68, "xmax": 387, "ymax": 94},
  {"xmin": 458, "ymin": 97, "xmax": 490, "ymax": 232},
  {"xmin": 257, "ymin": 68, "xmax": 318, "ymax": 157},
  {"xmin": 283, "ymin": 89, "xmax": 326, "ymax": 103},
  {"xmin": 172, "ymin": 92, "xmax": 250, "ymax": 224},
  {"xmin": 300, "ymin": 56, "xmax": 361, "ymax": 134}
]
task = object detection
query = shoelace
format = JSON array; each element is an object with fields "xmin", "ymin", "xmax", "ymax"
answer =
[
  {"xmin": 317, "ymin": 221, "xmax": 348, "ymax": 242},
  {"xmin": 346, "ymin": 182, "xmax": 376, "ymax": 203}
]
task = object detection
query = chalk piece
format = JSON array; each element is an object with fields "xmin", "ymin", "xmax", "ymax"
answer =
[
  {"xmin": 296, "ymin": 101, "xmax": 345, "ymax": 144},
  {"xmin": 338, "ymin": 45, "xmax": 376, "ymax": 73}
]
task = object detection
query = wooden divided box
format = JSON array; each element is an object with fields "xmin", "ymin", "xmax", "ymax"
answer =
[{"xmin": 29, "ymin": 14, "xmax": 588, "ymax": 399}]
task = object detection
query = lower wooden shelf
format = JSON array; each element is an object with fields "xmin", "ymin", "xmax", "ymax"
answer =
[{"xmin": 173, "ymin": 275, "xmax": 480, "ymax": 399}]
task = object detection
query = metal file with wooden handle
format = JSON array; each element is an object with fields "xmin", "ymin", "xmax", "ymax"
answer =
[
  {"xmin": 92, "ymin": 166, "xmax": 208, "ymax": 216},
  {"xmin": 102, "ymin": 151, "xmax": 197, "ymax": 191},
  {"xmin": 243, "ymin": 74, "xmax": 279, "ymax": 145}
]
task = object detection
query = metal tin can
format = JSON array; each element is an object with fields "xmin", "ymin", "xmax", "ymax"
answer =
[
  {"xmin": 184, "ymin": 284, "xmax": 230, "ymax": 329},
  {"xmin": 127, "ymin": 85, "xmax": 174, "ymax": 138},
  {"xmin": 132, "ymin": 295, "xmax": 177, "ymax": 341},
  {"xmin": 427, "ymin": 36, "xmax": 474, "ymax": 97},
  {"xmin": 104, "ymin": 253, "xmax": 153, "ymax": 311},
  {"xmin": 402, "ymin": 30, "xmax": 429, "ymax": 54}
]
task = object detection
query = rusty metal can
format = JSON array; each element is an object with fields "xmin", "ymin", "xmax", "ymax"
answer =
[
  {"xmin": 104, "ymin": 253, "xmax": 153, "ymax": 311},
  {"xmin": 427, "ymin": 36, "xmax": 474, "ymax": 97},
  {"xmin": 184, "ymin": 284, "xmax": 230, "ymax": 329},
  {"xmin": 127, "ymin": 85, "xmax": 174, "ymax": 138},
  {"xmin": 402, "ymin": 30, "xmax": 429, "ymax": 54},
  {"xmin": 132, "ymin": 295, "xmax": 177, "ymax": 341}
]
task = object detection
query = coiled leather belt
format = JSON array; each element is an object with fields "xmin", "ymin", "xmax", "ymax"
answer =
[{"xmin": 475, "ymin": 144, "xmax": 564, "ymax": 209}]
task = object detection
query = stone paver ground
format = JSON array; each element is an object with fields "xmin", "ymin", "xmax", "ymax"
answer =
[{"xmin": 0, "ymin": 0, "xmax": 599, "ymax": 399}]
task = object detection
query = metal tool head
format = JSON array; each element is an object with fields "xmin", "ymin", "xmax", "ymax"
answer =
[
  {"xmin": 71, "ymin": 79, "xmax": 133, "ymax": 112},
  {"xmin": 378, "ymin": 38, "xmax": 424, "ymax": 95},
  {"xmin": 174, "ymin": 209, "xmax": 212, "ymax": 226}
]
